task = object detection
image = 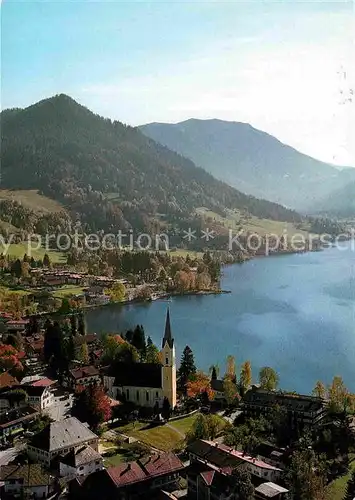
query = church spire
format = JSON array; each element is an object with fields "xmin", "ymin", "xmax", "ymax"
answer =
[{"xmin": 162, "ymin": 307, "xmax": 174, "ymax": 348}]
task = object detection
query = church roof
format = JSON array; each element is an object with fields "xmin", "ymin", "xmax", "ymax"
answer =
[
  {"xmin": 162, "ymin": 308, "xmax": 174, "ymax": 348},
  {"xmin": 111, "ymin": 362, "xmax": 162, "ymax": 389}
]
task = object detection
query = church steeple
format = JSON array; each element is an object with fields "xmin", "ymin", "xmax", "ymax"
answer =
[{"xmin": 162, "ymin": 307, "xmax": 174, "ymax": 348}]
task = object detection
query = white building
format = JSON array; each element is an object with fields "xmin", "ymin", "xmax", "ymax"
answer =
[
  {"xmin": 59, "ymin": 445, "xmax": 103, "ymax": 479},
  {"xmin": 23, "ymin": 385, "xmax": 55, "ymax": 411},
  {"xmin": 103, "ymin": 309, "xmax": 177, "ymax": 408},
  {"xmin": 27, "ymin": 417, "xmax": 99, "ymax": 466},
  {"xmin": 65, "ymin": 365, "xmax": 101, "ymax": 390}
]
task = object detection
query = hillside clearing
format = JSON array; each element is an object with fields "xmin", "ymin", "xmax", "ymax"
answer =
[
  {"xmin": 0, "ymin": 243, "xmax": 66, "ymax": 263},
  {"xmin": 0, "ymin": 189, "xmax": 65, "ymax": 214}
]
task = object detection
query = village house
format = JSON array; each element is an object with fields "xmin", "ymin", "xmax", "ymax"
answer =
[
  {"xmin": 59, "ymin": 445, "xmax": 103, "ymax": 479},
  {"xmin": 5, "ymin": 319, "xmax": 29, "ymax": 333},
  {"xmin": 103, "ymin": 309, "xmax": 177, "ymax": 408},
  {"xmin": 242, "ymin": 386, "xmax": 326, "ymax": 428},
  {"xmin": 0, "ymin": 406, "xmax": 39, "ymax": 443},
  {"xmin": 186, "ymin": 440, "xmax": 286, "ymax": 499},
  {"xmin": 22, "ymin": 384, "xmax": 55, "ymax": 411},
  {"xmin": 70, "ymin": 452, "xmax": 185, "ymax": 499},
  {"xmin": 27, "ymin": 417, "xmax": 99, "ymax": 466},
  {"xmin": 0, "ymin": 463, "xmax": 57, "ymax": 499},
  {"xmin": 65, "ymin": 365, "xmax": 101, "ymax": 390}
]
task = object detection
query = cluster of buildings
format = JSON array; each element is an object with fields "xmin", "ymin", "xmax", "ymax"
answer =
[{"xmin": 0, "ymin": 309, "xmax": 328, "ymax": 499}]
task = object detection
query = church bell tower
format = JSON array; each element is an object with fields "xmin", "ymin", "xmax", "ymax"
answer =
[{"xmin": 161, "ymin": 308, "xmax": 177, "ymax": 408}]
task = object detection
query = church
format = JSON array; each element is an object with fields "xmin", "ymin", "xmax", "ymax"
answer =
[{"xmin": 103, "ymin": 309, "xmax": 177, "ymax": 408}]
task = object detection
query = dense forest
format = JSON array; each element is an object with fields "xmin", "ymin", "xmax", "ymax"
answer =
[{"xmin": 1, "ymin": 94, "xmax": 302, "ymax": 234}]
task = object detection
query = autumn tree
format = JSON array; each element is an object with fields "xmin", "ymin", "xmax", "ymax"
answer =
[
  {"xmin": 259, "ymin": 366, "xmax": 279, "ymax": 391},
  {"xmin": 186, "ymin": 371, "xmax": 214, "ymax": 401},
  {"xmin": 313, "ymin": 380, "xmax": 327, "ymax": 399},
  {"xmin": 106, "ymin": 282, "xmax": 126, "ymax": 302},
  {"xmin": 328, "ymin": 376, "xmax": 349, "ymax": 413},
  {"xmin": 195, "ymin": 271, "xmax": 211, "ymax": 290},
  {"xmin": 78, "ymin": 342, "xmax": 89, "ymax": 364},
  {"xmin": 226, "ymin": 355, "xmax": 236, "ymax": 383},
  {"xmin": 240, "ymin": 361, "xmax": 252, "ymax": 395},
  {"xmin": 223, "ymin": 376, "xmax": 239, "ymax": 406},
  {"xmin": 72, "ymin": 384, "xmax": 112, "ymax": 431},
  {"xmin": 0, "ymin": 344, "xmax": 23, "ymax": 375},
  {"xmin": 178, "ymin": 345, "xmax": 196, "ymax": 393}
]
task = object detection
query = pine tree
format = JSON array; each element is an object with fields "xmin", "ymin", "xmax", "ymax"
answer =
[
  {"xmin": 131, "ymin": 325, "xmax": 146, "ymax": 359},
  {"xmin": 178, "ymin": 345, "xmax": 196, "ymax": 393},
  {"xmin": 70, "ymin": 315, "xmax": 78, "ymax": 336},
  {"xmin": 78, "ymin": 313, "xmax": 86, "ymax": 336},
  {"xmin": 162, "ymin": 397, "xmax": 171, "ymax": 420},
  {"xmin": 43, "ymin": 253, "xmax": 51, "ymax": 268},
  {"xmin": 344, "ymin": 471, "xmax": 355, "ymax": 500}
]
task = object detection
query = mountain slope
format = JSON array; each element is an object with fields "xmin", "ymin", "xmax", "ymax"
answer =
[
  {"xmin": 315, "ymin": 181, "xmax": 355, "ymax": 217},
  {"xmin": 1, "ymin": 95, "xmax": 301, "ymax": 233},
  {"xmin": 139, "ymin": 119, "xmax": 354, "ymax": 210}
]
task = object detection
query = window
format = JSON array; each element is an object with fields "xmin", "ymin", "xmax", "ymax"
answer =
[
  {"xmin": 136, "ymin": 391, "xmax": 139, "ymax": 401},
  {"xmin": 126, "ymin": 389, "xmax": 129, "ymax": 399},
  {"xmin": 156, "ymin": 391, "xmax": 159, "ymax": 398},
  {"xmin": 146, "ymin": 391, "xmax": 149, "ymax": 402},
  {"xmin": 166, "ymin": 357, "xmax": 168, "ymax": 365}
]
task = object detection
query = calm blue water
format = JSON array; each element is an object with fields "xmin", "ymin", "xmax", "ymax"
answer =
[{"xmin": 86, "ymin": 245, "xmax": 355, "ymax": 394}]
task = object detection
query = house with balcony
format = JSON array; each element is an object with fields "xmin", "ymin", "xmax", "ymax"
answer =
[{"xmin": 242, "ymin": 386, "xmax": 325, "ymax": 428}]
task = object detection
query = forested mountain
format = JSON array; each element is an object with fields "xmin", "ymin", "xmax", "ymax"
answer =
[
  {"xmin": 140, "ymin": 119, "xmax": 355, "ymax": 210},
  {"xmin": 1, "ymin": 95, "xmax": 301, "ymax": 233},
  {"xmin": 314, "ymin": 181, "xmax": 355, "ymax": 217}
]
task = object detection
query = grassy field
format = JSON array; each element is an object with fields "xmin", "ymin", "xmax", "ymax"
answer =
[
  {"xmin": 52, "ymin": 285, "xmax": 85, "ymax": 298},
  {"xmin": 196, "ymin": 207, "xmax": 310, "ymax": 238},
  {"xmin": 0, "ymin": 243, "xmax": 66, "ymax": 263},
  {"xmin": 114, "ymin": 414, "xmax": 202, "ymax": 452},
  {"xmin": 0, "ymin": 189, "xmax": 65, "ymax": 214},
  {"xmin": 326, "ymin": 455, "xmax": 355, "ymax": 500},
  {"xmin": 169, "ymin": 414, "xmax": 199, "ymax": 434}
]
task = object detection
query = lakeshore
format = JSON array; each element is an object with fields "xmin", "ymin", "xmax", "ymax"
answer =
[{"xmin": 86, "ymin": 243, "xmax": 355, "ymax": 394}]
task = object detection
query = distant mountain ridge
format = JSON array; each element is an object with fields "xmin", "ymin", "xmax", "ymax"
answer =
[
  {"xmin": 0, "ymin": 95, "xmax": 301, "ymax": 234},
  {"xmin": 139, "ymin": 118, "xmax": 355, "ymax": 211},
  {"xmin": 315, "ymin": 181, "xmax": 355, "ymax": 217}
]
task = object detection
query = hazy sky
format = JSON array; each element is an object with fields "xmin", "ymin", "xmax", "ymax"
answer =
[{"xmin": 2, "ymin": 0, "xmax": 354, "ymax": 166}]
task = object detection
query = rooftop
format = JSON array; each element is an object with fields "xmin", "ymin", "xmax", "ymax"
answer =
[
  {"xmin": 29, "ymin": 417, "xmax": 98, "ymax": 452},
  {"xmin": 107, "ymin": 452, "xmax": 184, "ymax": 488},
  {"xmin": 243, "ymin": 386, "xmax": 324, "ymax": 413},
  {"xmin": 70, "ymin": 365, "xmax": 99, "ymax": 380},
  {"xmin": 0, "ymin": 464, "xmax": 52, "ymax": 487},
  {"xmin": 255, "ymin": 481, "xmax": 289, "ymax": 498},
  {"xmin": 187, "ymin": 440, "xmax": 282, "ymax": 472},
  {"xmin": 106, "ymin": 362, "xmax": 162, "ymax": 389},
  {"xmin": 60, "ymin": 445, "xmax": 102, "ymax": 468}
]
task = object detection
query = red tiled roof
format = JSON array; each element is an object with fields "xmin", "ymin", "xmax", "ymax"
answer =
[
  {"xmin": 200, "ymin": 470, "xmax": 215, "ymax": 486},
  {"xmin": 0, "ymin": 371, "xmax": 19, "ymax": 389},
  {"xmin": 203, "ymin": 441, "xmax": 282, "ymax": 471},
  {"xmin": 70, "ymin": 365, "xmax": 99, "ymax": 380},
  {"xmin": 31, "ymin": 377, "xmax": 55, "ymax": 387},
  {"xmin": 107, "ymin": 453, "xmax": 184, "ymax": 488},
  {"xmin": 107, "ymin": 461, "xmax": 146, "ymax": 487}
]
